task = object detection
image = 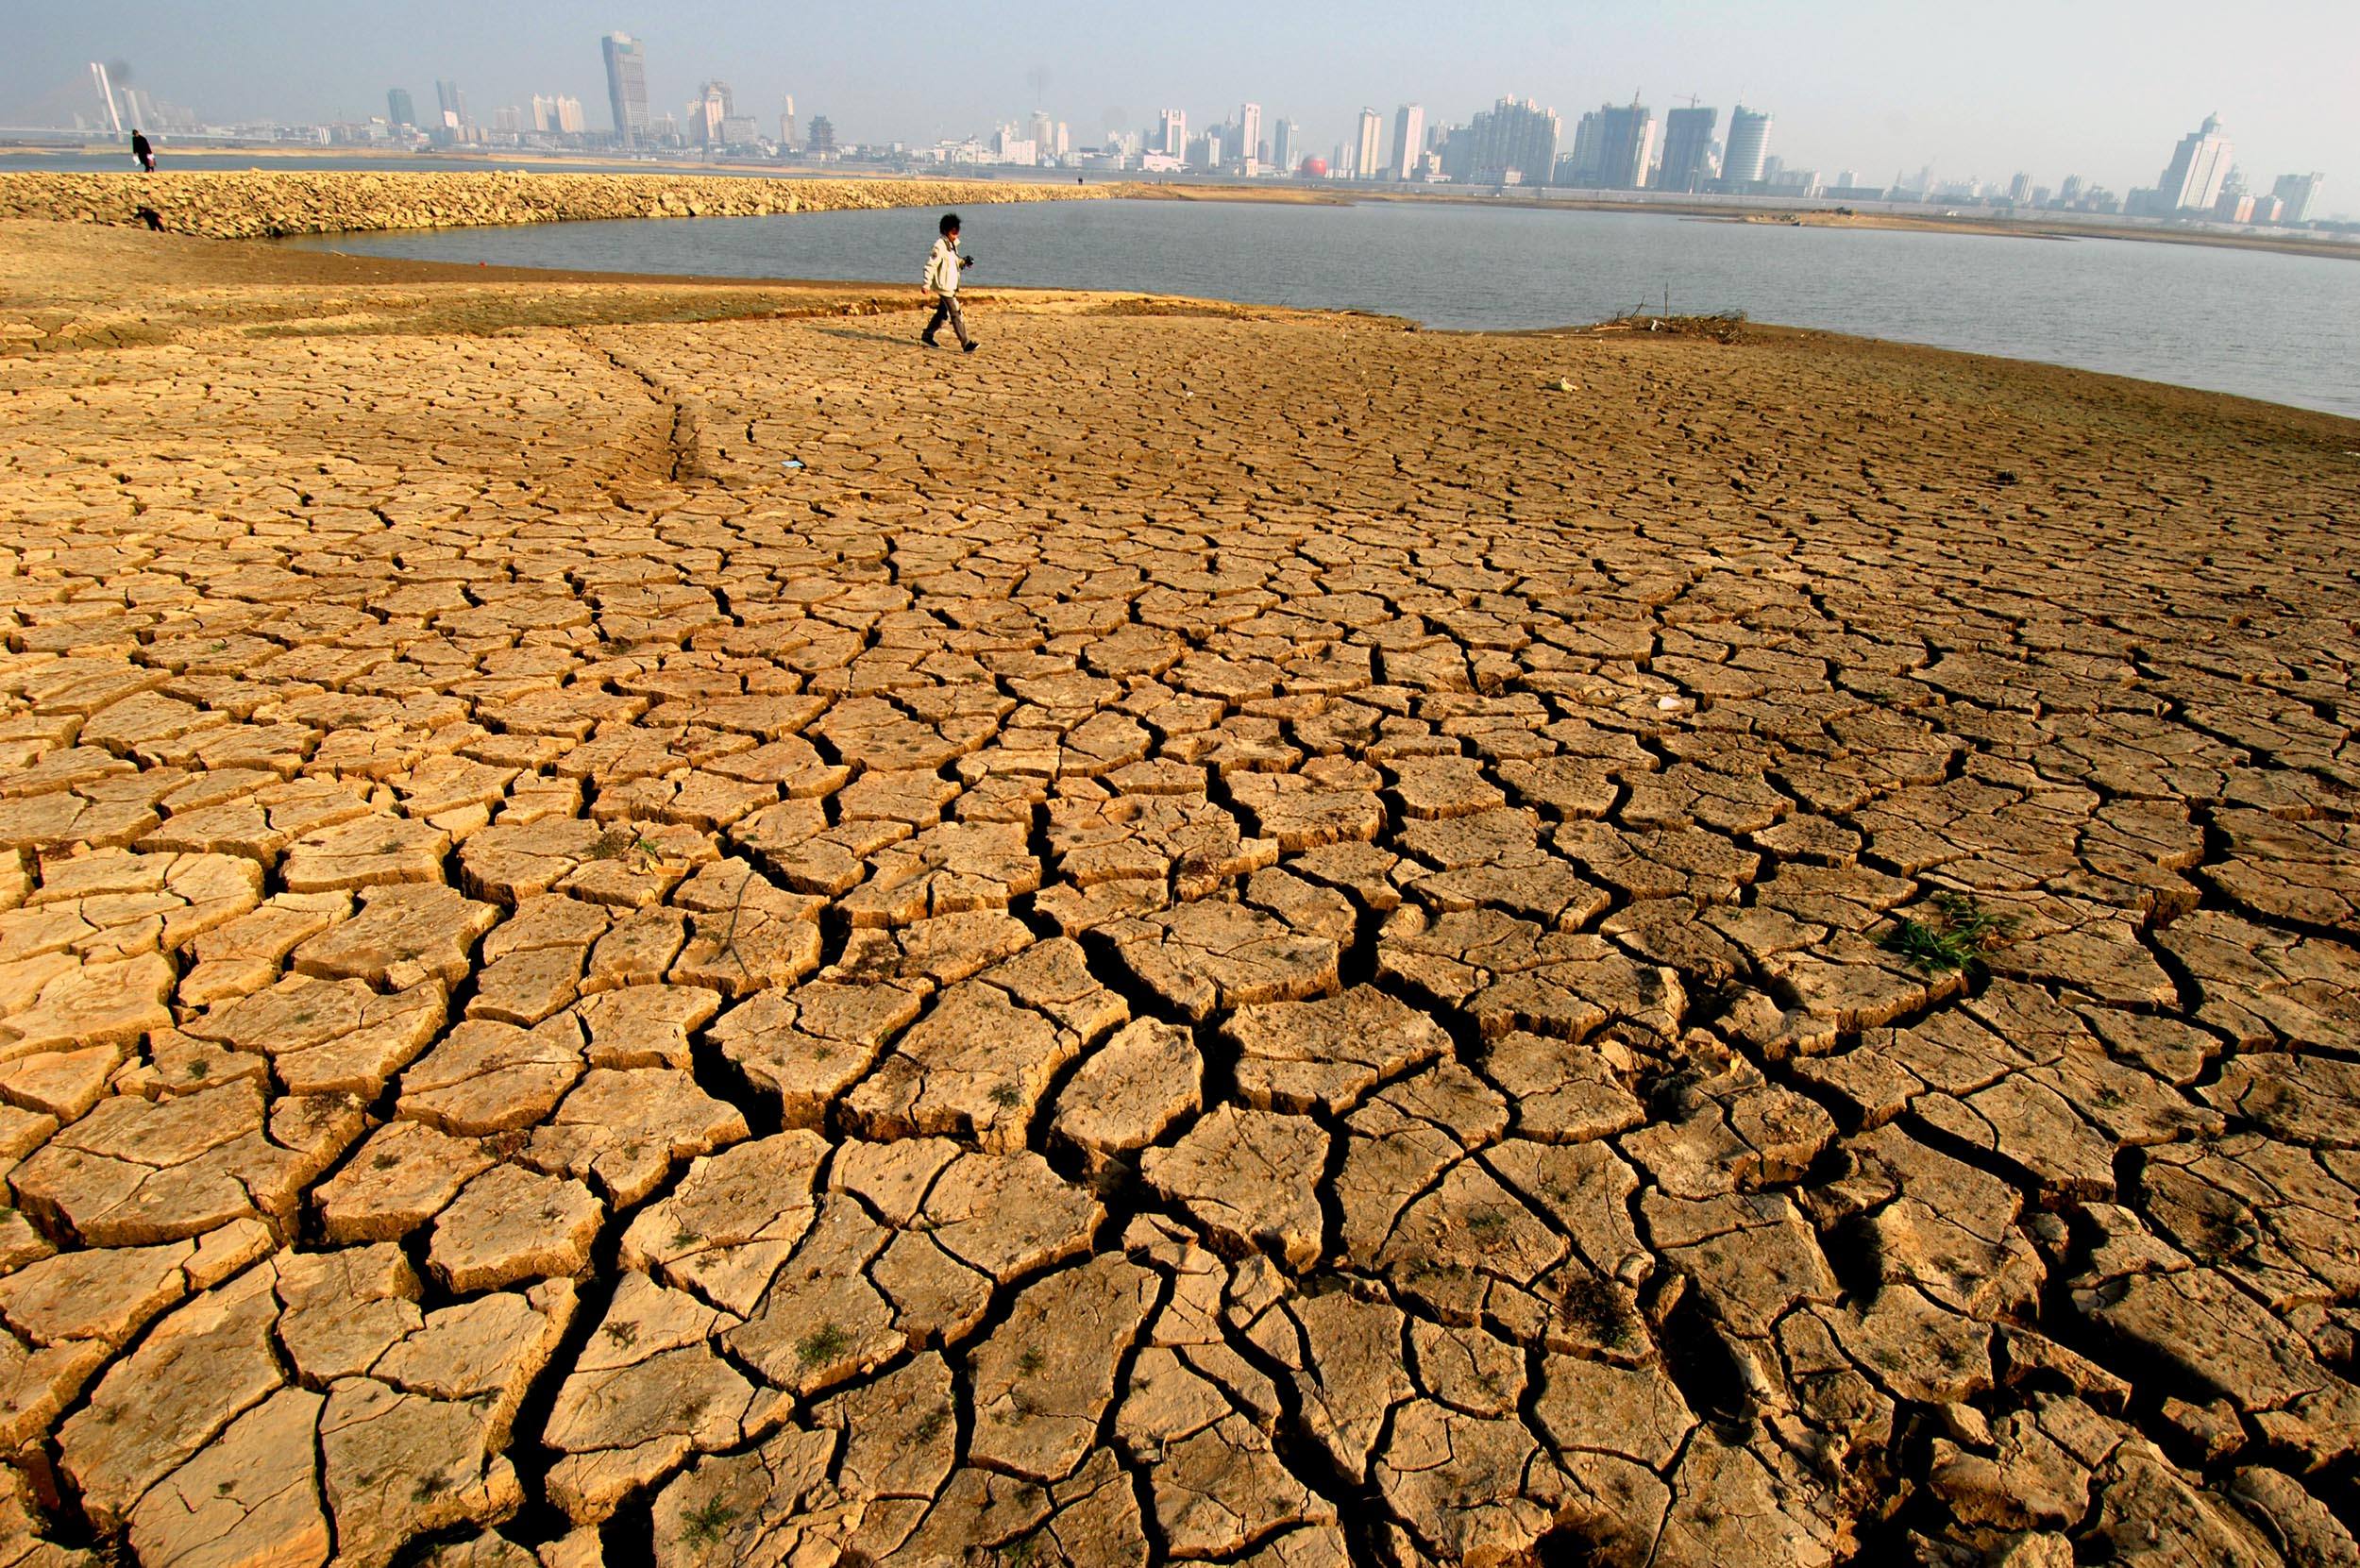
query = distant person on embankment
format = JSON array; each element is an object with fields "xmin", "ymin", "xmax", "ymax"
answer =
[
  {"xmin": 130, "ymin": 129, "xmax": 155, "ymax": 173},
  {"xmin": 921, "ymin": 213, "xmax": 978, "ymax": 353}
]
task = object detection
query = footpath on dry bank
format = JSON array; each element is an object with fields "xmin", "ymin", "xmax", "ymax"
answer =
[{"xmin": 0, "ymin": 215, "xmax": 2354, "ymax": 1568}]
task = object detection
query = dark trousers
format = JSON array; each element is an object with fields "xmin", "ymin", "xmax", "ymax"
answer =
[{"xmin": 923, "ymin": 294, "xmax": 971, "ymax": 347}]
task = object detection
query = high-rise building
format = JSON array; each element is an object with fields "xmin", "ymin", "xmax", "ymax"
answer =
[
  {"xmin": 2271, "ymin": 171, "xmax": 2324, "ymax": 224},
  {"xmin": 602, "ymin": 32, "xmax": 649, "ymax": 148},
  {"xmin": 89, "ymin": 63, "xmax": 123, "ymax": 136},
  {"xmin": 1390, "ymin": 104, "xmax": 1424, "ymax": 180},
  {"xmin": 1158, "ymin": 110, "xmax": 1188, "ymax": 158},
  {"xmin": 1239, "ymin": 104, "xmax": 1263, "ymax": 171},
  {"xmin": 694, "ymin": 81, "xmax": 733, "ymax": 144},
  {"xmin": 1569, "ymin": 99, "xmax": 1656, "ymax": 189},
  {"xmin": 387, "ymin": 88, "xmax": 415, "ymax": 128},
  {"xmin": 2059, "ymin": 174, "xmax": 2085, "ymax": 204},
  {"xmin": 1456, "ymin": 95, "xmax": 1558, "ymax": 185},
  {"xmin": 2156, "ymin": 114, "xmax": 2233, "ymax": 212},
  {"xmin": 1028, "ymin": 110, "xmax": 1056, "ymax": 156},
  {"xmin": 1723, "ymin": 106, "xmax": 1773, "ymax": 186},
  {"xmin": 1272, "ymin": 118, "xmax": 1296, "ymax": 175},
  {"xmin": 780, "ymin": 96, "xmax": 798, "ymax": 150},
  {"xmin": 2008, "ymin": 171, "xmax": 2033, "ymax": 204},
  {"xmin": 435, "ymin": 80, "xmax": 467, "ymax": 126},
  {"xmin": 1355, "ymin": 109, "xmax": 1384, "ymax": 182},
  {"xmin": 1657, "ymin": 106, "xmax": 1716, "ymax": 193}
]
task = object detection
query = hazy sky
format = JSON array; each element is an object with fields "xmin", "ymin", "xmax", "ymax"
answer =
[{"xmin": 7, "ymin": 0, "xmax": 2352, "ymax": 201}]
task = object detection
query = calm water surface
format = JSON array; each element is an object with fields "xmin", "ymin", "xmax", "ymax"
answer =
[{"xmin": 280, "ymin": 199, "xmax": 2360, "ymax": 417}]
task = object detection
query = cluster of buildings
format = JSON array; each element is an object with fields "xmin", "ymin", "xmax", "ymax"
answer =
[
  {"xmin": 379, "ymin": 34, "xmax": 836, "ymax": 160},
  {"xmin": 56, "ymin": 41, "xmax": 2342, "ymax": 233},
  {"xmin": 2123, "ymin": 114, "xmax": 2324, "ymax": 227},
  {"xmin": 77, "ymin": 63, "xmax": 201, "ymax": 137}
]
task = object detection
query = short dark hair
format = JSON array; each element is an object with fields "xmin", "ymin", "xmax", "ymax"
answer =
[{"xmin": 939, "ymin": 213, "xmax": 960, "ymax": 236}]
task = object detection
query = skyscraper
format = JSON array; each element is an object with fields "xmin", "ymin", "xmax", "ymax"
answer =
[
  {"xmin": 89, "ymin": 63, "xmax": 123, "ymax": 136},
  {"xmin": 1723, "ymin": 106, "xmax": 1773, "ymax": 186},
  {"xmin": 1272, "ymin": 119, "xmax": 1296, "ymax": 175},
  {"xmin": 1391, "ymin": 104, "xmax": 1424, "ymax": 180},
  {"xmin": 1239, "ymin": 104, "xmax": 1263, "ymax": 171},
  {"xmin": 1457, "ymin": 96, "xmax": 1558, "ymax": 185},
  {"xmin": 1657, "ymin": 106, "xmax": 1716, "ymax": 193},
  {"xmin": 602, "ymin": 32, "xmax": 649, "ymax": 148},
  {"xmin": 1570, "ymin": 100, "xmax": 1657, "ymax": 189},
  {"xmin": 2156, "ymin": 114, "xmax": 2233, "ymax": 212},
  {"xmin": 1355, "ymin": 109, "xmax": 1384, "ymax": 182},
  {"xmin": 435, "ymin": 80, "xmax": 467, "ymax": 127},
  {"xmin": 780, "ymin": 96, "xmax": 799, "ymax": 150},
  {"xmin": 1158, "ymin": 110, "xmax": 1188, "ymax": 158},
  {"xmin": 386, "ymin": 88, "xmax": 415, "ymax": 129},
  {"xmin": 2272, "ymin": 172, "xmax": 2324, "ymax": 225},
  {"xmin": 693, "ymin": 82, "xmax": 734, "ymax": 145}
]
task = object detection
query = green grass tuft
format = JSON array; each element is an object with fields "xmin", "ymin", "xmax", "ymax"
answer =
[{"xmin": 1882, "ymin": 892, "xmax": 2016, "ymax": 974}]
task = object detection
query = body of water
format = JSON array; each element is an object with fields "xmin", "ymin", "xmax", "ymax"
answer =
[{"xmin": 278, "ymin": 199, "xmax": 2360, "ymax": 417}]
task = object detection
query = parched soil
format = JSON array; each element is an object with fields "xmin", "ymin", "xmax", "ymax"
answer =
[{"xmin": 0, "ymin": 219, "xmax": 2356, "ymax": 1567}]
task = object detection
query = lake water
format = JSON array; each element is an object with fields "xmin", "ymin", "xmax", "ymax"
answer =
[{"xmin": 280, "ymin": 199, "xmax": 2360, "ymax": 417}]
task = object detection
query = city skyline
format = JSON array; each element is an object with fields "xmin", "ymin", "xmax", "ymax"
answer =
[{"xmin": 2, "ymin": 0, "xmax": 2352, "ymax": 216}]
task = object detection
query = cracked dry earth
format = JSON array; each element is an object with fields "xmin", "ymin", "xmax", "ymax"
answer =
[{"xmin": 0, "ymin": 224, "xmax": 2357, "ymax": 1568}]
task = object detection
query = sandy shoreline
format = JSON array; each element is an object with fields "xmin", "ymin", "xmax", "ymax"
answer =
[{"xmin": 0, "ymin": 219, "xmax": 2355, "ymax": 1566}]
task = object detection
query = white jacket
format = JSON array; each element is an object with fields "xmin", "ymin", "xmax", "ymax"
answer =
[{"xmin": 923, "ymin": 237, "xmax": 964, "ymax": 295}]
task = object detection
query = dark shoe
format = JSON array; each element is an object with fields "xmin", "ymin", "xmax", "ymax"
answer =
[
  {"xmin": 963, "ymin": 342, "xmax": 979, "ymax": 354},
  {"xmin": 920, "ymin": 336, "xmax": 938, "ymax": 347}
]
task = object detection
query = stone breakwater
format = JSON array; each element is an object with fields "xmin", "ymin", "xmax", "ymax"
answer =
[{"xmin": 0, "ymin": 170, "xmax": 1118, "ymax": 241}]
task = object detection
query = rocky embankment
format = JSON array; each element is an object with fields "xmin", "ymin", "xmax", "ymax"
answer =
[{"xmin": 0, "ymin": 169, "xmax": 1114, "ymax": 240}]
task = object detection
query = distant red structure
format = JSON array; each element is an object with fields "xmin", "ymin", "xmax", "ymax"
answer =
[{"xmin": 1299, "ymin": 157, "xmax": 1327, "ymax": 178}]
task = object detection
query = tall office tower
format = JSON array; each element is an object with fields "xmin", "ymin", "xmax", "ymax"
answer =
[
  {"xmin": 603, "ymin": 32, "xmax": 649, "ymax": 147},
  {"xmin": 1723, "ymin": 106, "xmax": 1772, "ymax": 185},
  {"xmin": 1391, "ymin": 104, "xmax": 1424, "ymax": 180},
  {"xmin": 780, "ymin": 96, "xmax": 799, "ymax": 149},
  {"xmin": 89, "ymin": 63, "xmax": 124, "ymax": 135},
  {"xmin": 556, "ymin": 96, "xmax": 584, "ymax": 134},
  {"xmin": 1574, "ymin": 99, "xmax": 1655, "ymax": 188},
  {"xmin": 2156, "ymin": 114, "xmax": 2233, "ymax": 211},
  {"xmin": 531, "ymin": 94, "xmax": 556, "ymax": 133},
  {"xmin": 695, "ymin": 81, "xmax": 733, "ymax": 144},
  {"xmin": 2270, "ymin": 171, "xmax": 2323, "ymax": 224},
  {"xmin": 387, "ymin": 88, "xmax": 415, "ymax": 128},
  {"xmin": 1356, "ymin": 109, "xmax": 1384, "ymax": 182},
  {"xmin": 1029, "ymin": 110, "xmax": 1055, "ymax": 153},
  {"xmin": 2059, "ymin": 174, "xmax": 2085, "ymax": 203},
  {"xmin": 2008, "ymin": 171, "xmax": 2033, "ymax": 203},
  {"xmin": 435, "ymin": 80, "xmax": 467, "ymax": 126},
  {"xmin": 1272, "ymin": 118, "xmax": 1295, "ymax": 174},
  {"xmin": 1159, "ymin": 110, "xmax": 1188, "ymax": 157},
  {"xmin": 1239, "ymin": 104, "xmax": 1263, "ymax": 169},
  {"xmin": 1463, "ymin": 95, "xmax": 1559, "ymax": 184},
  {"xmin": 1657, "ymin": 105, "xmax": 1716, "ymax": 193}
]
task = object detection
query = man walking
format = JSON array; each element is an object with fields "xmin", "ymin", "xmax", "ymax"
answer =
[
  {"xmin": 130, "ymin": 128, "xmax": 155, "ymax": 173},
  {"xmin": 921, "ymin": 213, "xmax": 978, "ymax": 353}
]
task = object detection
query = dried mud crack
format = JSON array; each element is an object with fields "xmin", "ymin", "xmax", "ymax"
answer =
[{"xmin": 0, "ymin": 217, "xmax": 2355, "ymax": 1568}]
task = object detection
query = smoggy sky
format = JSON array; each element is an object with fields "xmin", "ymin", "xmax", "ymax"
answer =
[{"xmin": 7, "ymin": 0, "xmax": 2352, "ymax": 205}]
